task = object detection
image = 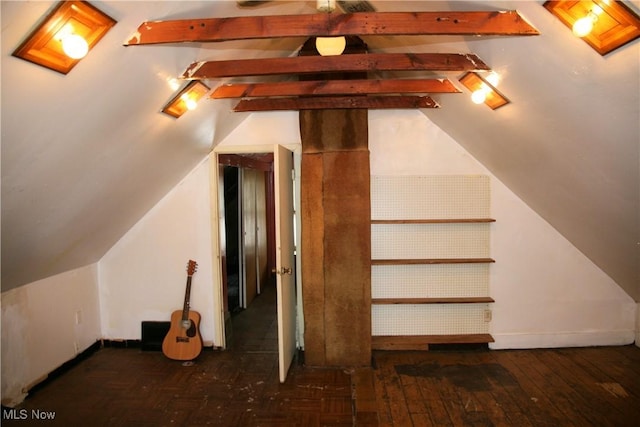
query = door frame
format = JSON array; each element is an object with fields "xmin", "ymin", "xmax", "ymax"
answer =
[{"xmin": 210, "ymin": 143, "xmax": 303, "ymax": 353}]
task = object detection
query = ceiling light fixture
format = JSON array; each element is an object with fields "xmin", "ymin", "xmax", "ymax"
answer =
[
  {"xmin": 544, "ymin": 0, "xmax": 640, "ymax": 55},
  {"xmin": 12, "ymin": 1, "xmax": 116, "ymax": 74},
  {"xmin": 459, "ymin": 72, "xmax": 510, "ymax": 110},
  {"xmin": 314, "ymin": 0, "xmax": 345, "ymax": 56},
  {"xmin": 315, "ymin": 36, "xmax": 346, "ymax": 56},
  {"xmin": 162, "ymin": 81, "xmax": 211, "ymax": 118}
]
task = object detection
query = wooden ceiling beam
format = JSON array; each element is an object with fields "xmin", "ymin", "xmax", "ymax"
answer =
[
  {"xmin": 211, "ymin": 78, "xmax": 460, "ymax": 99},
  {"xmin": 183, "ymin": 53, "xmax": 489, "ymax": 79},
  {"xmin": 232, "ymin": 95, "xmax": 439, "ymax": 112},
  {"xmin": 124, "ymin": 11, "xmax": 538, "ymax": 45}
]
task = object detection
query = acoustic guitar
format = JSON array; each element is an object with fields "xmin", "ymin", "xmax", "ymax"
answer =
[{"xmin": 162, "ymin": 260, "xmax": 203, "ymax": 361}]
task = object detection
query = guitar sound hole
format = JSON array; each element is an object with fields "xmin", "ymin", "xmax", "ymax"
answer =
[{"xmin": 186, "ymin": 322, "xmax": 197, "ymax": 338}]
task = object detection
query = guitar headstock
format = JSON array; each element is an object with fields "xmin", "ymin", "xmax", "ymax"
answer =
[{"xmin": 187, "ymin": 260, "xmax": 198, "ymax": 276}]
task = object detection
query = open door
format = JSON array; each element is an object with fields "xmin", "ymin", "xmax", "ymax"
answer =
[{"xmin": 274, "ymin": 144, "xmax": 296, "ymax": 382}]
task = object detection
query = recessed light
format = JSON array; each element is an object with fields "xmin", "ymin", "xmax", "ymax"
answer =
[
  {"xmin": 544, "ymin": 0, "xmax": 640, "ymax": 55},
  {"xmin": 12, "ymin": 1, "xmax": 116, "ymax": 74}
]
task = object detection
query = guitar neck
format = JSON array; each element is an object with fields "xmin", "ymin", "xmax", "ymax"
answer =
[{"xmin": 181, "ymin": 276, "xmax": 193, "ymax": 321}]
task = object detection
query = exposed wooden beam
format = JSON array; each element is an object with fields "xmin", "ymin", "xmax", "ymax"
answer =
[
  {"xmin": 183, "ymin": 53, "xmax": 489, "ymax": 79},
  {"xmin": 124, "ymin": 11, "xmax": 539, "ymax": 45},
  {"xmin": 232, "ymin": 96, "xmax": 439, "ymax": 112},
  {"xmin": 211, "ymin": 79, "xmax": 460, "ymax": 99}
]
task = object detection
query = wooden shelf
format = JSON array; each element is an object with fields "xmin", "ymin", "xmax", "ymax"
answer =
[
  {"xmin": 371, "ymin": 258, "xmax": 495, "ymax": 265},
  {"xmin": 370, "ymin": 210, "xmax": 495, "ymax": 351},
  {"xmin": 372, "ymin": 297, "xmax": 494, "ymax": 305},
  {"xmin": 371, "ymin": 218, "xmax": 495, "ymax": 224},
  {"xmin": 372, "ymin": 334, "xmax": 495, "ymax": 350}
]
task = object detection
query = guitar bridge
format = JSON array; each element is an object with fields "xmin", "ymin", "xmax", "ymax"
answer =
[{"xmin": 176, "ymin": 337, "xmax": 190, "ymax": 343}]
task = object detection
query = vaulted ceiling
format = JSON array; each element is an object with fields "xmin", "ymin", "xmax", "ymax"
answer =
[{"xmin": 1, "ymin": 1, "xmax": 639, "ymax": 300}]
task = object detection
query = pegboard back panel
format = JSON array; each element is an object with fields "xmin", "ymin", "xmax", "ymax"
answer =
[
  {"xmin": 371, "ymin": 175, "xmax": 490, "ymax": 220},
  {"xmin": 371, "ymin": 264, "xmax": 490, "ymax": 299},
  {"xmin": 371, "ymin": 223, "xmax": 490, "ymax": 259},
  {"xmin": 372, "ymin": 304, "xmax": 491, "ymax": 336}
]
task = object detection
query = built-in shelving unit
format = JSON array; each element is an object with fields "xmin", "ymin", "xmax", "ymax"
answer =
[{"xmin": 370, "ymin": 175, "xmax": 495, "ymax": 350}]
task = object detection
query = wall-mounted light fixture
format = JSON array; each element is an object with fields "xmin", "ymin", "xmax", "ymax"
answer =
[
  {"xmin": 459, "ymin": 72, "xmax": 510, "ymax": 110},
  {"xmin": 12, "ymin": 1, "xmax": 116, "ymax": 74},
  {"xmin": 162, "ymin": 81, "xmax": 211, "ymax": 118},
  {"xmin": 544, "ymin": 0, "xmax": 640, "ymax": 55}
]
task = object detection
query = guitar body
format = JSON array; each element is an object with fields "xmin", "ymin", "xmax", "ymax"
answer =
[
  {"xmin": 162, "ymin": 309, "xmax": 203, "ymax": 361},
  {"xmin": 162, "ymin": 260, "xmax": 202, "ymax": 361}
]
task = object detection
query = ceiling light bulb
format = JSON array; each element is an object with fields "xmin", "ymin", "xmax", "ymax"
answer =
[
  {"xmin": 471, "ymin": 89, "xmax": 488, "ymax": 104},
  {"xmin": 315, "ymin": 36, "xmax": 346, "ymax": 56},
  {"xmin": 181, "ymin": 94, "xmax": 198, "ymax": 111},
  {"xmin": 61, "ymin": 34, "xmax": 89, "ymax": 59},
  {"xmin": 572, "ymin": 12, "xmax": 597, "ymax": 37}
]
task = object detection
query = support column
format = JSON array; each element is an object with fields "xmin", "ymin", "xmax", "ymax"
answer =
[{"xmin": 300, "ymin": 108, "xmax": 371, "ymax": 367}]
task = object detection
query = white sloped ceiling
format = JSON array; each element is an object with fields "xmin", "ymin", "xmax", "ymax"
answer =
[{"xmin": 1, "ymin": 1, "xmax": 638, "ymax": 300}]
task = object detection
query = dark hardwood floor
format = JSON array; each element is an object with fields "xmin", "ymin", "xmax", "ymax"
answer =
[
  {"xmin": 360, "ymin": 345, "xmax": 640, "ymax": 426},
  {"xmin": 3, "ymin": 284, "xmax": 639, "ymax": 426},
  {"xmin": 3, "ymin": 283, "xmax": 353, "ymax": 427}
]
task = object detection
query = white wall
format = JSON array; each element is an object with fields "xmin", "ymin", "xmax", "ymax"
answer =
[
  {"xmin": 1, "ymin": 264, "xmax": 101, "ymax": 406},
  {"xmin": 491, "ymin": 181, "xmax": 635, "ymax": 348},
  {"xmin": 99, "ymin": 158, "xmax": 217, "ymax": 346},
  {"xmin": 369, "ymin": 109, "xmax": 636, "ymax": 349},
  {"xmin": 217, "ymin": 108, "xmax": 637, "ymax": 349},
  {"xmin": 98, "ymin": 112, "xmax": 302, "ymax": 350},
  {"xmin": 217, "ymin": 111, "xmax": 301, "ymax": 149}
]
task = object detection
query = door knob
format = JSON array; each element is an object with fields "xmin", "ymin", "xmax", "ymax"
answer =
[{"xmin": 272, "ymin": 267, "xmax": 292, "ymax": 275}]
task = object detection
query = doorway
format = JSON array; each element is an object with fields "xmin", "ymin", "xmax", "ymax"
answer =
[
  {"xmin": 219, "ymin": 154, "xmax": 275, "ymax": 333},
  {"xmin": 213, "ymin": 144, "xmax": 298, "ymax": 382}
]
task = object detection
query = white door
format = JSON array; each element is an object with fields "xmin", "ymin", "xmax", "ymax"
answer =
[{"xmin": 274, "ymin": 144, "xmax": 296, "ymax": 383}]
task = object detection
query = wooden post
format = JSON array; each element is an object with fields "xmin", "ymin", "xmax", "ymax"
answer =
[{"xmin": 300, "ymin": 108, "xmax": 371, "ymax": 367}]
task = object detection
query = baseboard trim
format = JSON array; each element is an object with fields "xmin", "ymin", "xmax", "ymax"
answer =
[
  {"xmin": 22, "ymin": 339, "xmax": 218, "ymax": 402},
  {"xmin": 25, "ymin": 341, "xmax": 102, "ymax": 398},
  {"xmin": 489, "ymin": 330, "xmax": 635, "ymax": 350},
  {"xmin": 102, "ymin": 339, "xmax": 141, "ymax": 348}
]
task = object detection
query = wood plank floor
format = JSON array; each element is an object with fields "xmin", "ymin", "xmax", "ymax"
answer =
[
  {"xmin": 3, "ymin": 283, "xmax": 639, "ymax": 426},
  {"xmin": 3, "ymin": 284, "xmax": 354, "ymax": 427},
  {"xmin": 359, "ymin": 346, "xmax": 640, "ymax": 426}
]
